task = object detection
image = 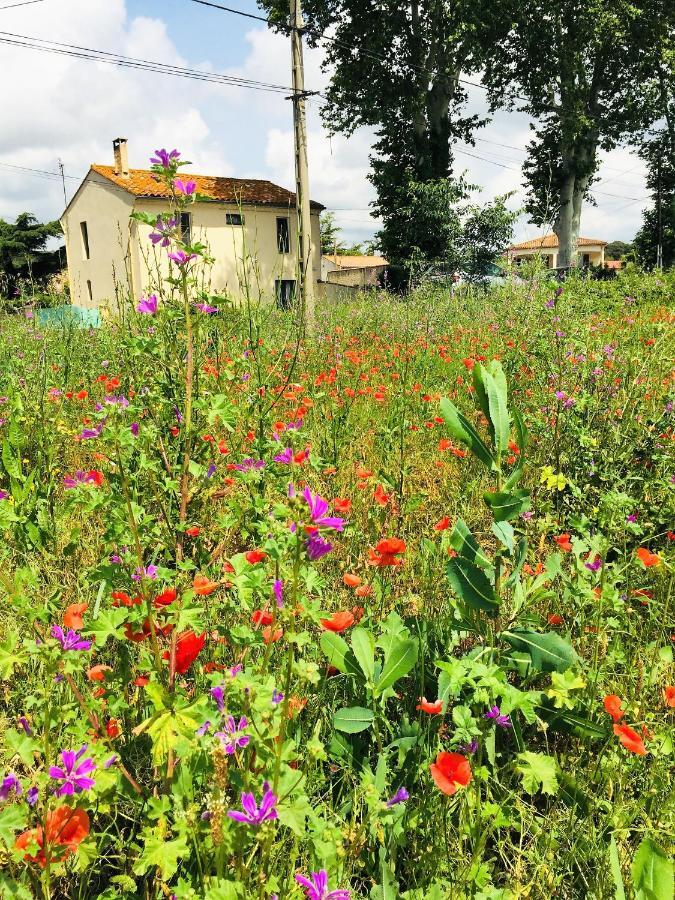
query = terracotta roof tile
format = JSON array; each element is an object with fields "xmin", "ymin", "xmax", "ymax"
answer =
[
  {"xmin": 90, "ymin": 165, "xmax": 324, "ymax": 210},
  {"xmin": 508, "ymin": 234, "xmax": 607, "ymax": 251}
]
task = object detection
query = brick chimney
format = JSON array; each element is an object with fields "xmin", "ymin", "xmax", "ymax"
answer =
[{"xmin": 113, "ymin": 138, "xmax": 129, "ymax": 176}]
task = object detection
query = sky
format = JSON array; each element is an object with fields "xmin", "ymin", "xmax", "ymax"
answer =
[{"xmin": 0, "ymin": 0, "xmax": 651, "ymax": 246}]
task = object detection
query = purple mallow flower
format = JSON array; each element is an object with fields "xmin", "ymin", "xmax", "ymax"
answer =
[
  {"xmin": 174, "ymin": 178, "xmax": 196, "ymax": 196},
  {"xmin": 210, "ymin": 684, "xmax": 225, "ymax": 712},
  {"xmin": 458, "ymin": 739, "xmax": 479, "ymax": 755},
  {"xmin": 49, "ymin": 745, "xmax": 96, "ymax": 795},
  {"xmin": 273, "ymin": 579, "xmax": 283, "ymax": 608},
  {"xmin": 196, "ymin": 721, "xmax": 211, "ymax": 737},
  {"xmin": 63, "ymin": 471, "xmax": 102, "ymax": 489},
  {"xmin": 585, "ymin": 556, "xmax": 602, "ymax": 572},
  {"xmin": 168, "ymin": 250, "xmax": 197, "ymax": 267},
  {"xmin": 484, "ymin": 705, "xmax": 512, "ymax": 728},
  {"xmin": 386, "ymin": 787, "xmax": 409, "ymax": 808},
  {"xmin": 51, "ymin": 625, "xmax": 91, "ymax": 652},
  {"xmin": 136, "ymin": 294, "xmax": 158, "ymax": 314},
  {"xmin": 303, "ymin": 486, "xmax": 344, "ymax": 531},
  {"xmin": 79, "ymin": 422, "xmax": 104, "ymax": 440},
  {"xmin": 306, "ymin": 533, "xmax": 333, "ymax": 560},
  {"xmin": 227, "ymin": 782, "xmax": 278, "ymax": 825},
  {"xmin": 272, "ymin": 690, "xmax": 284, "ymax": 705},
  {"xmin": 150, "ymin": 148, "xmax": 180, "ymax": 168},
  {"xmin": 234, "ymin": 458, "xmax": 265, "ymax": 472},
  {"xmin": 0, "ymin": 773, "xmax": 22, "ymax": 801},
  {"xmin": 26, "ymin": 786, "xmax": 39, "ymax": 807},
  {"xmin": 195, "ymin": 302, "xmax": 219, "ymax": 314},
  {"xmin": 215, "ymin": 716, "xmax": 250, "ymax": 754},
  {"xmin": 149, "ymin": 215, "xmax": 177, "ymax": 247},
  {"xmin": 132, "ymin": 564, "xmax": 158, "ymax": 582},
  {"xmin": 295, "ymin": 870, "xmax": 351, "ymax": 900},
  {"xmin": 274, "ymin": 447, "xmax": 294, "ymax": 464}
]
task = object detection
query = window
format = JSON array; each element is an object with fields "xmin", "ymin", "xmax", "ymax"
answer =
[
  {"xmin": 276, "ymin": 217, "xmax": 290, "ymax": 254},
  {"xmin": 226, "ymin": 212, "xmax": 244, "ymax": 226},
  {"xmin": 80, "ymin": 221, "xmax": 90, "ymax": 259},
  {"xmin": 180, "ymin": 212, "xmax": 192, "ymax": 244},
  {"xmin": 86, "ymin": 280, "xmax": 93, "ymax": 303},
  {"xmin": 275, "ymin": 279, "xmax": 296, "ymax": 310}
]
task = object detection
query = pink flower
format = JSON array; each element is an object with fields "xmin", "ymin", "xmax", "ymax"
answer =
[{"xmin": 174, "ymin": 178, "xmax": 196, "ymax": 196}]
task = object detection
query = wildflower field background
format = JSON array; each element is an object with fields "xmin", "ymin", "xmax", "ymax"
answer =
[{"xmin": 0, "ymin": 154, "xmax": 673, "ymax": 900}]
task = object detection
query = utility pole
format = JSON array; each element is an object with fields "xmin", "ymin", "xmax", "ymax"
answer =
[
  {"xmin": 656, "ymin": 156, "xmax": 663, "ymax": 270},
  {"xmin": 289, "ymin": 0, "xmax": 315, "ymax": 331},
  {"xmin": 58, "ymin": 158, "xmax": 68, "ymax": 207}
]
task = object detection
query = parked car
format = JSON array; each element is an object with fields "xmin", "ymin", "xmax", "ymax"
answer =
[{"xmin": 423, "ymin": 262, "xmax": 522, "ymax": 289}]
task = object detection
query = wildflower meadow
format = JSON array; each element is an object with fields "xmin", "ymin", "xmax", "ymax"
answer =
[{"xmin": 0, "ymin": 150, "xmax": 673, "ymax": 900}]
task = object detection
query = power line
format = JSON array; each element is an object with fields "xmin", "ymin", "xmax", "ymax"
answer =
[
  {"xmin": 190, "ymin": 0, "xmax": 268, "ymax": 24},
  {"xmin": 0, "ymin": 30, "xmax": 300, "ymax": 94},
  {"xmin": 0, "ymin": 0, "xmax": 45, "ymax": 9}
]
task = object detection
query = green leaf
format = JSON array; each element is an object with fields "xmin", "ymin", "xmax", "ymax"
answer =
[
  {"xmin": 2, "ymin": 441, "xmax": 22, "ymax": 481},
  {"xmin": 512, "ymin": 407, "xmax": 528, "ymax": 454},
  {"xmin": 502, "ymin": 630, "xmax": 577, "ymax": 672},
  {"xmin": 133, "ymin": 830, "xmax": 189, "ymax": 881},
  {"xmin": 84, "ymin": 607, "xmax": 128, "ymax": 648},
  {"xmin": 632, "ymin": 837, "xmax": 673, "ymax": 900},
  {"xmin": 374, "ymin": 637, "xmax": 418, "ymax": 695},
  {"xmin": 449, "ymin": 518, "xmax": 494, "ymax": 572},
  {"xmin": 351, "ymin": 627, "xmax": 375, "ymax": 682},
  {"xmin": 545, "ymin": 670, "xmax": 586, "ymax": 709},
  {"xmin": 516, "ymin": 751, "xmax": 559, "ymax": 795},
  {"xmin": 491, "ymin": 521, "xmax": 514, "ymax": 554},
  {"xmin": 482, "ymin": 362, "xmax": 510, "ymax": 456},
  {"xmin": 142, "ymin": 708, "xmax": 201, "ymax": 765},
  {"xmin": 504, "ymin": 537, "xmax": 528, "ymax": 589},
  {"xmin": 333, "ymin": 706, "xmax": 375, "ymax": 734},
  {"xmin": 5, "ymin": 729, "xmax": 40, "ymax": 768},
  {"xmin": 539, "ymin": 706, "xmax": 607, "ymax": 742},
  {"xmin": 0, "ymin": 635, "xmax": 27, "ymax": 681},
  {"xmin": 483, "ymin": 489, "xmax": 530, "ymax": 522},
  {"xmin": 447, "ymin": 557, "xmax": 499, "ymax": 613},
  {"xmin": 609, "ymin": 836, "xmax": 626, "ymax": 900},
  {"xmin": 320, "ymin": 631, "xmax": 362, "ymax": 679},
  {"xmin": 439, "ymin": 398, "xmax": 494, "ymax": 469},
  {"xmin": 0, "ymin": 804, "xmax": 26, "ymax": 850}
]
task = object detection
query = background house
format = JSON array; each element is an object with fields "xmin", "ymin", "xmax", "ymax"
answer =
[
  {"xmin": 60, "ymin": 139, "xmax": 323, "ymax": 311},
  {"xmin": 321, "ymin": 254, "xmax": 388, "ymax": 288},
  {"xmin": 506, "ymin": 234, "xmax": 607, "ymax": 268}
]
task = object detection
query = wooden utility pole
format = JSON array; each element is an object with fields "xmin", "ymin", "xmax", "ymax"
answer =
[
  {"xmin": 289, "ymin": 0, "xmax": 315, "ymax": 330},
  {"xmin": 656, "ymin": 157, "xmax": 663, "ymax": 270}
]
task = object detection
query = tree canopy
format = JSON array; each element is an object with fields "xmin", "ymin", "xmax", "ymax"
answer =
[{"xmin": 0, "ymin": 213, "xmax": 63, "ymax": 296}]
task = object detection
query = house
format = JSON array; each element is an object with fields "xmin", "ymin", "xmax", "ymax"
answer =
[
  {"xmin": 506, "ymin": 234, "xmax": 607, "ymax": 268},
  {"xmin": 60, "ymin": 138, "xmax": 324, "ymax": 311},
  {"xmin": 321, "ymin": 254, "xmax": 388, "ymax": 288},
  {"xmin": 604, "ymin": 260, "xmax": 622, "ymax": 270}
]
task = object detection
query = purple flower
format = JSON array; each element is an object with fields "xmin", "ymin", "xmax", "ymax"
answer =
[
  {"xmin": 303, "ymin": 487, "xmax": 344, "ymax": 531},
  {"xmin": 234, "ymin": 458, "xmax": 265, "ymax": 472},
  {"xmin": 584, "ymin": 557, "xmax": 602, "ymax": 572},
  {"xmin": 63, "ymin": 471, "xmax": 102, "ymax": 489},
  {"xmin": 0, "ymin": 774, "xmax": 22, "ymax": 801},
  {"xmin": 273, "ymin": 579, "xmax": 284, "ymax": 608},
  {"xmin": 149, "ymin": 217, "xmax": 176, "ymax": 247},
  {"xmin": 168, "ymin": 250, "xmax": 197, "ymax": 267},
  {"xmin": 51, "ymin": 625, "xmax": 91, "ymax": 652},
  {"xmin": 227, "ymin": 783, "xmax": 278, "ymax": 825},
  {"xmin": 458, "ymin": 739, "xmax": 479, "ymax": 755},
  {"xmin": 79, "ymin": 422, "xmax": 104, "ymax": 440},
  {"xmin": 306, "ymin": 533, "xmax": 333, "ymax": 560},
  {"xmin": 174, "ymin": 178, "xmax": 196, "ymax": 196},
  {"xmin": 545, "ymin": 298, "xmax": 555, "ymax": 310},
  {"xmin": 26, "ymin": 786, "xmax": 38, "ymax": 807},
  {"xmin": 195, "ymin": 302, "xmax": 219, "ymax": 314},
  {"xmin": 132, "ymin": 564, "xmax": 158, "ymax": 582},
  {"xmin": 136, "ymin": 294, "xmax": 158, "ymax": 314},
  {"xmin": 103, "ymin": 755, "xmax": 118, "ymax": 769},
  {"xmin": 18, "ymin": 716, "xmax": 32, "ymax": 736},
  {"xmin": 0, "ymin": 490, "xmax": 9, "ymax": 501},
  {"xmin": 229, "ymin": 664, "xmax": 243, "ymax": 678},
  {"xmin": 626, "ymin": 513, "xmax": 637, "ymax": 524},
  {"xmin": 215, "ymin": 716, "xmax": 250, "ymax": 754},
  {"xmin": 210, "ymin": 685, "xmax": 225, "ymax": 712},
  {"xmin": 196, "ymin": 721, "xmax": 211, "ymax": 737},
  {"xmin": 484, "ymin": 705, "xmax": 512, "ymax": 728},
  {"xmin": 150, "ymin": 148, "xmax": 180, "ymax": 168},
  {"xmin": 272, "ymin": 690, "xmax": 284, "ymax": 705},
  {"xmin": 49, "ymin": 745, "xmax": 96, "ymax": 795},
  {"xmin": 130, "ymin": 422, "xmax": 139, "ymax": 436},
  {"xmin": 206, "ymin": 463, "xmax": 217, "ymax": 478},
  {"xmin": 386, "ymin": 787, "xmax": 409, "ymax": 808},
  {"xmin": 274, "ymin": 447, "xmax": 294, "ymax": 464},
  {"xmin": 295, "ymin": 870, "xmax": 351, "ymax": 900}
]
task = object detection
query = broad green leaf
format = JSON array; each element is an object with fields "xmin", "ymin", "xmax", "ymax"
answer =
[
  {"xmin": 449, "ymin": 518, "xmax": 494, "ymax": 572},
  {"xmin": 502, "ymin": 630, "xmax": 577, "ymax": 672},
  {"xmin": 513, "ymin": 406, "xmax": 528, "ymax": 453},
  {"xmin": 320, "ymin": 631, "xmax": 362, "ymax": 679},
  {"xmin": 609, "ymin": 836, "xmax": 627, "ymax": 900},
  {"xmin": 351, "ymin": 627, "xmax": 375, "ymax": 682},
  {"xmin": 504, "ymin": 537, "xmax": 528, "ymax": 589},
  {"xmin": 491, "ymin": 521, "xmax": 514, "ymax": 554},
  {"xmin": 632, "ymin": 837, "xmax": 673, "ymax": 900},
  {"xmin": 539, "ymin": 706, "xmax": 607, "ymax": 742},
  {"xmin": 439, "ymin": 398, "xmax": 494, "ymax": 469},
  {"xmin": 84, "ymin": 607, "xmax": 128, "ymax": 648},
  {"xmin": 0, "ymin": 804, "xmax": 25, "ymax": 850},
  {"xmin": 0, "ymin": 635, "xmax": 27, "ymax": 681},
  {"xmin": 144, "ymin": 708, "xmax": 201, "ymax": 765},
  {"xmin": 0, "ymin": 873, "xmax": 33, "ymax": 899},
  {"xmin": 483, "ymin": 363, "xmax": 510, "ymax": 456},
  {"xmin": 5, "ymin": 729, "xmax": 40, "ymax": 769},
  {"xmin": 516, "ymin": 751, "xmax": 559, "ymax": 795},
  {"xmin": 447, "ymin": 557, "xmax": 499, "ymax": 613},
  {"xmin": 375, "ymin": 638, "xmax": 418, "ymax": 695},
  {"xmin": 545, "ymin": 670, "xmax": 586, "ymax": 709},
  {"xmin": 2, "ymin": 441, "xmax": 22, "ymax": 481},
  {"xmin": 133, "ymin": 830, "xmax": 189, "ymax": 881},
  {"xmin": 483, "ymin": 489, "xmax": 530, "ymax": 522},
  {"xmin": 333, "ymin": 706, "xmax": 374, "ymax": 734}
]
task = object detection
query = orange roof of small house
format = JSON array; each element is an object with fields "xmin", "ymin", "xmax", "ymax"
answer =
[
  {"xmin": 508, "ymin": 234, "xmax": 607, "ymax": 251},
  {"xmin": 324, "ymin": 254, "xmax": 389, "ymax": 268},
  {"xmin": 90, "ymin": 165, "xmax": 324, "ymax": 210}
]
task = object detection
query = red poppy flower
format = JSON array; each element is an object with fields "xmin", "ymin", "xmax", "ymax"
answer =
[
  {"xmin": 547, "ymin": 614, "xmax": 564, "ymax": 626},
  {"xmin": 245, "ymin": 550, "xmax": 267, "ymax": 564},
  {"xmin": 603, "ymin": 694, "xmax": 624, "ymax": 722},
  {"xmin": 434, "ymin": 516, "xmax": 450, "ymax": 532},
  {"xmin": 87, "ymin": 664, "xmax": 112, "ymax": 682},
  {"xmin": 664, "ymin": 686, "xmax": 675, "ymax": 708},
  {"xmin": 164, "ymin": 631, "xmax": 205, "ymax": 674},
  {"xmin": 63, "ymin": 602, "xmax": 88, "ymax": 630},
  {"xmin": 112, "ymin": 591, "xmax": 141, "ymax": 608},
  {"xmin": 133, "ymin": 675, "xmax": 150, "ymax": 687},
  {"xmin": 554, "ymin": 534, "xmax": 573, "ymax": 552},
  {"xmin": 373, "ymin": 484, "xmax": 390, "ymax": 507},
  {"xmin": 355, "ymin": 584, "xmax": 373, "ymax": 598},
  {"xmin": 186, "ymin": 526, "xmax": 200, "ymax": 537},
  {"xmin": 416, "ymin": 697, "xmax": 443, "ymax": 714},
  {"xmin": 343, "ymin": 573, "xmax": 361, "ymax": 588},
  {"xmin": 106, "ymin": 717, "xmax": 121, "ymax": 738},
  {"xmin": 636, "ymin": 547, "xmax": 661, "ymax": 567},
  {"xmin": 368, "ymin": 537, "xmax": 406, "ymax": 567},
  {"xmin": 430, "ymin": 751, "xmax": 472, "ymax": 795},
  {"xmin": 613, "ymin": 724, "xmax": 647, "ymax": 755},
  {"xmin": 16, "ymin": 806, "xmax": 90, "ymax": 868},
  {"xmin": 252, "ymin": 610, "xmax": 274, "ymax": 627},
  {"xmin": 262, "ymin": 626, "xmax": 283, "ymax": 644},
  {"xmin": 193, "ymin": 575, "xmax": 218, "ymax": 596},
  {"xmin": 333, "ymin": 498, "xmax": 352, "ymax": 513},
  {"xmin": 320, "ymin": 611, "xmax": 355, "ymax": 633},
  {"xmin": 154, "ymin": 587, "xmax": 177, "ymax": 607}
]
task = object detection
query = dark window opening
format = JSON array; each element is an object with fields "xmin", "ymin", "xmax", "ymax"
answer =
[
  {"xmin": 80, "ymin": 221, "xmax": 90, "ymax": 259},
  {"xmin": 226, "ymin": 212, "xmax": 244, "ymax": 226},
  {"xmin": 180, "ymin": 212, "xmax": 192, "ymax": 244},
  {"xmin": 276, "ymin": 217, "xmax": 290, "ymax": 254},
  {"xmin": 86, "ymin": 280, "xmax": 93, "ymax": 303},
  {"xmin": 275, "ymin": 279, "xmax": 296, "ymax": 310}
]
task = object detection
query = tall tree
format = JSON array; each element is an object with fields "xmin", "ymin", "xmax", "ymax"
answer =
[
  {"xmin": 0, "ymin": 213, "xmax": 62, "ymax": 297},
  {"xmin": 261, "ymin": 0, "xmax": 503, "ymax": 283},
  {"xmin": 484, "ymin": 0, "xmax": 672, "ymax": 268}
]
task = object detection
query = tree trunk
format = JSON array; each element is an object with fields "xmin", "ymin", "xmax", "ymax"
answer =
[{"xmin": 553, "ymin": 157, "xmax": 592, "ymax": 269}]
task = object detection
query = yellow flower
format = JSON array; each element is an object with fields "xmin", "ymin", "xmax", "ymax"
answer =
[{"xmin": 540, "ymin": 466, "xmax": 567, "ymax": 491}]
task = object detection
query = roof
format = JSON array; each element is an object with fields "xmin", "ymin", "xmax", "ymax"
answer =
[
  {"xmin": 509, "ymin": 234, "xmax": 607, "ymax": 251},
  {"xmin": 89, "ymin": 165, "xmax": 324, "ymax": 210},
  {"xmin": 324, "ymin": 254, "xmax": 389, "ymax": 269},
  {"xmin": 605, "ymin": 260, "xmax": 622, "ymax": 269}
]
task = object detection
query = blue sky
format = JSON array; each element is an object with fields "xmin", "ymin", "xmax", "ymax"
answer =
[{"xmin": 0, "ymin": 0, "xmax": 650, "ymax": 245}]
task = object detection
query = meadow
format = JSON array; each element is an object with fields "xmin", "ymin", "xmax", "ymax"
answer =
[{"xmin": 0, "ymin": 154, "xmax": 673, "ymax": 900}]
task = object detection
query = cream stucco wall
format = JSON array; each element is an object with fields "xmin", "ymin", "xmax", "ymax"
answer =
[
  {"xmin": 508, "ymin": 245, "xmax": 605, "ymax": 268},
  {"xmin": 61, "ymin": 174, "xmax": 322, "ymax": 310}
]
